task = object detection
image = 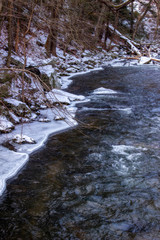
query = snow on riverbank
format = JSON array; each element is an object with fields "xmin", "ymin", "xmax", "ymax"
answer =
[
  {"xmin": 0, "ymin": 89, "xmax": 87, "ymax": 196},
  {"xmin": 0, "ymin": 147, "xmax": 28, "ymax": 196},
  {"xmin": 0, "ymin": 60, "xmax": 88, "ymax": 196}
]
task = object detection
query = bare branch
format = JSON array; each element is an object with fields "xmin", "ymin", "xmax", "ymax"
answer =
[{"xmin": 98, "ymin": 0, "xmax": 135, "ymax": 11}]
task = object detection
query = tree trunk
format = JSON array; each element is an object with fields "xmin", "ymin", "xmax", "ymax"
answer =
[
  {"xmin": 0, "ymin": 0, "xmax": 2, "ymax": 13},
  {"xmin": 45, "ymin": 16, "xmax": 58, "ymax": 57},
  {"xmin": 95, "ymin": 5, "xmax": 106, "ymax": 43},
  {"xmin": 108, "ymin": 10, "xmax": 119, "ymax": 51},
  {"xmin": 133, "ymin": 0, "xmax": 152, "ymax": 39},
  {"xmin": 130, "ymin": 1, "xmax": 134, "ymax": 35},
  {"xmin": 6, "ymin": 0, "xmax": 13, "ymax": 67},
  {"xmin": 45, "ymin": 0, "xmax": 64, "ymax": 57},
  {"xmin": 104, "ymin": 8, "xmax": 110, "ymax": 49},
  {"xmin": 15, "ymin": 4, "xmax": 21, "ymax": 53},
  {"xmin": 154, "ymin": 1, "xmax": 160, "ymax": 39},
  {"xmin": 0, "ymin": 0, "xmax": 3, "ymax": 34}
]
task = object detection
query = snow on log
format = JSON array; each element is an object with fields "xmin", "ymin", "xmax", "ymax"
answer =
[
  {"xmin": 38, "ymin": 117, "xmax": 51, "ymax": 122},
  {"xmin": 139, "ymin": 56, "xmax": 151, "ymax": 65},
  {"xmin": 54, "ymin": 115, "xmax": 65, "ymax": 121},
  {"xmin": 109, "ymin": 25, "xmax": 141, "ymax": 56}
]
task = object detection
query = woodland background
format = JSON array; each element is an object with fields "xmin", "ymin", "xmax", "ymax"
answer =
[
  {"xmin": 0, "ymin": 0, "xmax": 160, "ymax": 65},
  {"xmin": 0, "ymin": 0, "xmax": 160, "ymax": 129}
]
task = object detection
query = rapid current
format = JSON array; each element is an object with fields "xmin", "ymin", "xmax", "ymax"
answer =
[{"xmin": 0, "ymin": 66, "xmax": 160, "ymax": 239}]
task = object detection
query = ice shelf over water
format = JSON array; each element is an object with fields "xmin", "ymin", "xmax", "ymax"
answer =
[{"xmin": 0, "ymin": 91, "xmax": 85, "ymax": 196}]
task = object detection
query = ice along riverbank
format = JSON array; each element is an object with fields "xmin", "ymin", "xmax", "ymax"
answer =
[{"xmin": 0, "ymin": 76, "xmax": 87, "ymax": 196}]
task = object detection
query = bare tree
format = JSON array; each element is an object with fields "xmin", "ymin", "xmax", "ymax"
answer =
[{"xmin": 133, "ymin": 0, "xmax": 153, "ymax": 39}]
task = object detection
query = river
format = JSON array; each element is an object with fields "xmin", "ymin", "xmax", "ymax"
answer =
[{"xmin": 0, "ymin": 65, "xmax": 160, "ymax": 240}]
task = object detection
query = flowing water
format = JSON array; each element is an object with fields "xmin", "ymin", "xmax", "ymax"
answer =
[{"xmin": 0, "ymin": 66, "xmax": 160, "ymax": 240}]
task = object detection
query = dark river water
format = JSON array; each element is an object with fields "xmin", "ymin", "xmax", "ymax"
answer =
[{"xmin": 0, "ymin": 66, "xmax": 160, "ymax": 240}]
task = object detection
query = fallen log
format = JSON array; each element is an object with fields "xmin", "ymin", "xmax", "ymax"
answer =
[{"xmin": 123, "ymin": 56, "xmax": 160, "ymax": 64}]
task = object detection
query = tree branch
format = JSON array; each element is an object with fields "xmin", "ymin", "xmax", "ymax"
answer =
[{"xmin": 98, "ymin": 0, "xmax": 135, "ymax": 11}]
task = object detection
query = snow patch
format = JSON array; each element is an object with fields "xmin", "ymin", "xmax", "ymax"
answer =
[
  {"xmin": 46, "ymin": 89, "xmax": 85, "ymax": 105},
  {"xmin": 0, "ymin": 116, "xmax": 14, "ymax": 133},
  {"xmin": 5, "ymin": 98, "xmax": 26, "ymax": 107},
  {"xmin": 46, "ymin": 90, "xmax": 71, "ymax": 105},
  {"xmin": 139, "ymin": 57, "xmax": 151, "ymax": 65},
  {"xmin": 9, "ymin": 111, "xmax": 20, "ymax": 123},
  {"xmin": 54, "ymin": 115, "xmax": 65, "ymax": 121},
  {"xmin": 39, "ymin": 65, "xmax": 54, "ymax": 77},
  {"xmin": 52, "ymin": 89, "xmax": 85, "ymax": 101},
  {"xmin": 13, "ymin": 134, "xmax": 36, "ymax": 144}
]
